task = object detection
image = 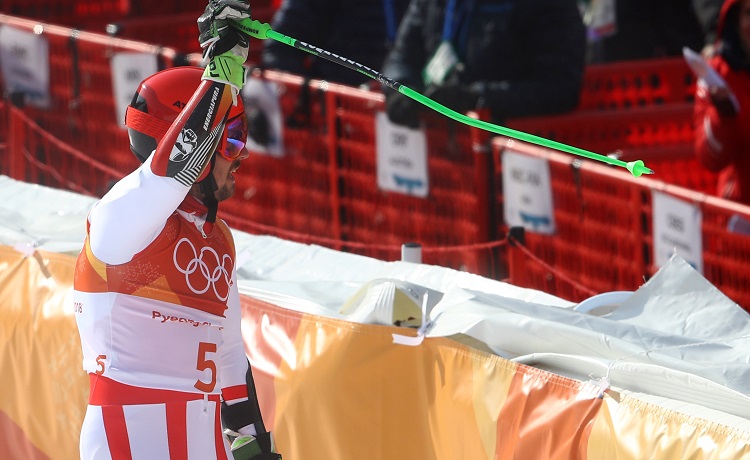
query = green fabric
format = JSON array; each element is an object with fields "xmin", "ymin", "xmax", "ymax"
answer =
[{"xmin": 203, "ymin": 53, "xmax": 246, "ymax": 89}]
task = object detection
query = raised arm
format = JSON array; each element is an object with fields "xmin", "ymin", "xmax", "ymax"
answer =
[{"xmin": 88, "ymin": 0, "xmax": 251, "ymax": 265}]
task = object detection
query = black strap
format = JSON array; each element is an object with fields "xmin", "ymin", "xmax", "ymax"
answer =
[
  {"xmin": 254, "ymin": 432, "xmax": 279, "ymax": 457},
  {"xmin": 243, "ymin": 363, "xmax": 267, "ymax": 433},
  {"xmin": 285, "ymin": 76, "xmax": 312, "ymax": 129},
  {"xmin": 198, "ymin": 155, "xmax": 219, "ymax": 223},
  {"xmin": 221, "ymin": 361, "xmax": 280, "ymax": 457},
  {"xmin": 221, "ymin": 399, "xmax": 255, "ymax": 431}
]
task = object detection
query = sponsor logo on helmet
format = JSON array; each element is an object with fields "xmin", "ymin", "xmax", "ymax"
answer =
[{"xmin": 170, "ymin": 129, "xmax": 198, "ymax": 162}]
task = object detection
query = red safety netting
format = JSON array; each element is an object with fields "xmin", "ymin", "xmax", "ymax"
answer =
[
  {"xmin": 2, "ymin": 14, "xmax": 748, "ymax": 308},
  {"xmin": 578, "ymin": 57, "xmax": 696, "ymax": 110},
  {"xmin": 6, "ymin": 105, "xmax": 122, "ymax": 196},
  {"xmin": 495, "ymin": 138, "xmax": 750, "ymax": 309}
]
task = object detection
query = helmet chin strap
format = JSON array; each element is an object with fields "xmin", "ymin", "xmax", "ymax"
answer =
[{"xmin": 198, "ymin": 155, "xmax": 219, "ymax": 224}]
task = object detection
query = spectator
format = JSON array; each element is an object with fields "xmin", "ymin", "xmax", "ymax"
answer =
[
  {"xmin": 586, "ymin": 0, "xmax": 723, "ymax": 63},
  {"xmin": 698, "ymin": 0, "xmax": 730, "ymax": 46},
  {"xmin": 262, "ymin": 0, "xmax": 411, "ymax": 87},
  {"xmin": 382, "ymin": 0, "xmax": 587, "ymax": 129},
  {"xmin": 72, "ymin": 1, "xmax": 280, "ymax": 458},
  {"xmin": 694, "ymin": 0, "xmax": 750, "ymax": 204}
]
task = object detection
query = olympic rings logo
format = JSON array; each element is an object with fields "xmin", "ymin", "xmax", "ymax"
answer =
[{"xmin": 173, "ymin": 238, "xmax": 233, "ymax": 301}]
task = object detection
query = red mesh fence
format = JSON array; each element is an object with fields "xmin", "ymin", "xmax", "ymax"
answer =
[
  {"xmin": 2, "ymin": 14, "xmax": 748, "ymax": 308},
  {"xmin": 494, "ymin": 138, "xmax": 750, "ymax": 310},
  {"xmin": 2, "ymin": 0, "xmax": 269, "ymax": 34},
  {"xmin": 219, "ymin": 70, "xmax": 336, "ymax": 241},
  {"xmin": 0, "ymin": 16, "xmax": 184, "ymax": 177},
  {"xmin": 3, "ymin": 0, "xmax": 131, "ymax": 30},
  {"xmin": 329, "ymin": 87, "xmax": 497, "ymax": 275},
  {"xmin": 505, "ymin": 57, "xmax": 713, "ymax": 195},
  {"xmin": 578, "ymin": 57, "xmax": 695, "ymax": 110},
  {"xmin": 6, "ymin": 105, "xmax": 123, "ymax": 196}
]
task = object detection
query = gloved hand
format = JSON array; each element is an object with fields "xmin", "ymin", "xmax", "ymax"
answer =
[
  {"xmin": 424, "ymin": 82, "xmax": 481, "ymax": 114},
  {"xmin": 230, "ymin": 432, "xmax": 282, "ymax": 459},
  {"xmin": 385, "ymin": 90, "xmax": 422, "ymax": 129},
  {"xmin": 198, "ymin": 0, "xmax": 252, "ymax": 92}
]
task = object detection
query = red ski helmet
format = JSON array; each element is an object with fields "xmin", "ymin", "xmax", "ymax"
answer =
[{"xmin": 125, "ymin": 66, "xmax": 247, "ymax": 165}]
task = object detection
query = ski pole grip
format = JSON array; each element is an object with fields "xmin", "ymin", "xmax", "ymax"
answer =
[{"xmin": 231, "ymin": 18, "xmax": 273, "ymax": 40}]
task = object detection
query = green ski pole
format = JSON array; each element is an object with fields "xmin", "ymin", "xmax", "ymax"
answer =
[{"xmin": 231, "ymin": 19, "xmax": 653, "ymax": 177}]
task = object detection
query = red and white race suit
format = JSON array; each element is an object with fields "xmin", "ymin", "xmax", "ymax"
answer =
[{"xmin": 74, "ymin": 79, "xmax": 249, "ymax": 459}]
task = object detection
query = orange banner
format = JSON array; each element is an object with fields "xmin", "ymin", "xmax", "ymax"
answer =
[
  {"xmin": 241, "ymin": 298, "xmax": 605, "ymax": 460},
  {"xmin": 0, "ymin": 246, "xmax": 86, "ymax": 460},
  {"xmin": 2, "ymin": 246, "xmax": 748, "ymax": 459}
]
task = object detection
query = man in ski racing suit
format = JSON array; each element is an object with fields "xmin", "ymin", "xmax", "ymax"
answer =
[{"xmin": 73, "ymin": 1, "xmax": 279, "ymax": 458}]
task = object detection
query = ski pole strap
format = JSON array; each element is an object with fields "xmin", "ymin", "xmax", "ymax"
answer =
[{"xmin": 221, "ymin": 399, "xmax": 256, "ymax": 432}]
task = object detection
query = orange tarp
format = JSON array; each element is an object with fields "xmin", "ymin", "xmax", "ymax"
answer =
[
  {"xmin": 0, "ymin": 246, "xmax": 85, "ymax": 460},
  {"xmin": 2, "ymin": 246, "xmax": 749, "ymax": 459}
]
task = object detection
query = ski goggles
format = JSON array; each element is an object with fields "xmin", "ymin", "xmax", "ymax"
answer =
[{"xmin": 217, "ymin": 114, "xmax": 249, "ymax": 161}]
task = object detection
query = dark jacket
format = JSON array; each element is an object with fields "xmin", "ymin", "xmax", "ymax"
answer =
[
  {"xmin": 694, "ymin": 0, "xmax": 750, "ymax": 204},
  {"xmin": 589, "ymin": 0, "xmax": 722, "ymax": 63},
  {"xmin": 382, "ymin": 0, "xmax": 586, "ymax": 122},
  {"xmin": 262, "ymin": 0, "xmax": 410, "ymax": 86},
  {"xmin": 694, "ymin": 0, "xmax": 725, "ymax": 44}
]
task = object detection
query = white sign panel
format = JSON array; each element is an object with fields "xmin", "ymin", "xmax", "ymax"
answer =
[
  {"xmin": 502, "ymin": 149, "xmax": 555, "ymax": 234},
  {"xmin": 652, "ymin": 190, "xmax": 703, "ymax": 273},
  {"xmin": 111, "ymin": 52, "xmax": 159, "ymax": 127},
  {"xmin": 241, "ymin": 76, "xmax": 284, "ymax": 157},
  {"xmin": 0, "ymin": 25, "xmax": 50, "ymax": 108},
  {"xmin": 376, "ymin": 112, "xmax": 428, "ymax": 197}
]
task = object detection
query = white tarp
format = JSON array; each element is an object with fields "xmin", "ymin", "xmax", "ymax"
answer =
[
  {"xmin": 0, "ymin": 176, "xmax": 95, "ymax": 255},
  {"xmin": 1, "ymin": 175, "xmax": 748, "ymax": 426}
]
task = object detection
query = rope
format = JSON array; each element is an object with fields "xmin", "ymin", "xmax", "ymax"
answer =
[
  {"xmin": 508, "ymin": 235, "xmax": 598, "ymax": 297},
  {"xmin": 19, "ymin": 146, "xmax": 94, "ymax": 196},
  {"xmin": 11, "ymin": 107, "xmax": 124, "ymax": 178},
  {"xmin": 222, "ymin": 213, "xmax": 508, "ymax": 255}
]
